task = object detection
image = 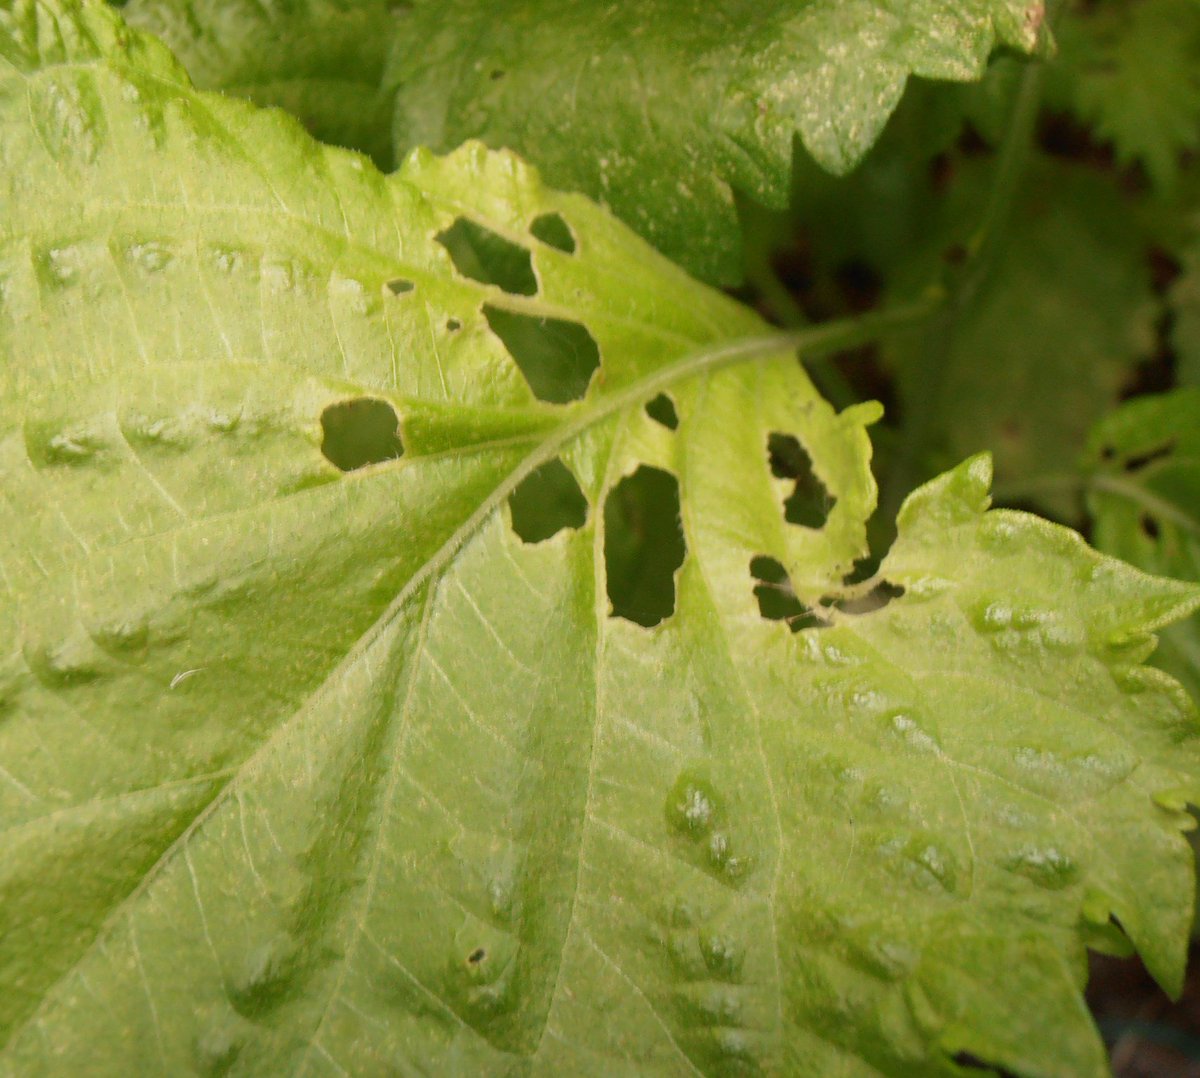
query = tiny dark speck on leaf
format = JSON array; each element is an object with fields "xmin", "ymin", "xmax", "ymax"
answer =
[{"xmin": 467, "ymin": 948, "xmax": 486, "ymax": 965}]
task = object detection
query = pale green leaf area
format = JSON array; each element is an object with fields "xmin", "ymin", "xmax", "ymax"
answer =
[
  {"xmin": 120, "ymin": 0, "xmax": 402, "ymax": 164},
  {"xmin": 882, "ymin": 156, "xmax": 1157, "ymax": 514},
  {"xmin": 2, "ymin": 3, "xmax": 1200, "ymax": 1076},
  {"xmin": 1087, "ymin": 389, "xmax": 1200, "ymax": 706},
  {"xmin": 385, "ymin": 0, "xmax": 1046, "ymax": 284},
  {"xmin": 1044, "ymin": 0, "xmax": 1200, "ymax": 191}
]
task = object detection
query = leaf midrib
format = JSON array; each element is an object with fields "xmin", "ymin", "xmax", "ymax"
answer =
[{"xmin": 3, "ymin": 298, "xmax": 909, "ymax": 1057}]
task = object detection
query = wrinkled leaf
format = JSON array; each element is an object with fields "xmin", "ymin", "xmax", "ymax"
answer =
[
  {"xmin": 2, "ymin": 4, "xmax": 1200, "ymax": 1076},
  {"xmin": 1087, "ymin": 390, "xmax": 1200, "ymax": 703}
]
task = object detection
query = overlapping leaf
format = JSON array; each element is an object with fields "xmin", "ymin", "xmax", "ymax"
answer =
[
  {"xmin": 120, "ymin": 0, "xmax": 401, "ymax": 163},
  {"xmin": 118, "ymin": 0, "xmax": 1046, "ymax": 282},
  {"xmin": 2, "ymin": 3, "xmax": 1200, "ymax": 1075}
]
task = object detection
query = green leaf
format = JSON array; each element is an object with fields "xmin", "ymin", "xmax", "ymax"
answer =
[
  {"xmin": 384, "ymin": 0, "xmax": 1045, "ymax": 283},
  {"xmin": 3, "ymin": 3, "xmax": 1200, "ymax": 1075},
  {"xmin": 1087, "ymin": 390, "xmax": 1200, "ymax": 704},
  {"xmin": 1044, "ymin": 0, "xmax": 1200, "ymax": 191},
  {"xmin": 884, "ymin": 156, "xmax": 1158, "ymax": 512},
  {"xmin": 107, "ymin": 0, "xmax": 1046, "ymax": 283},
  {"xmin": 1173, "ymin": 239, "xmax": 1200, "ymax": 387},
  {"xmin": 120, "ymin": 0, "xmax": 402, "ymax": 164}
]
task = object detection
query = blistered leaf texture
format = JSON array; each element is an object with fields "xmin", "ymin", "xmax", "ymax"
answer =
[
  {"xmin": 120, "ymin": 0, "xmax": 402, "ymax": 163},
  {"xmin": 2, "ymin": 3, "xmax": 1200, "ymax": 1076},
  {"xmin": 1088, "ymin": 390, "xmax": 1200, "ymax": 704},
  {"xmin": 385, "ymin": 0, "xmax": 1044, "ymax": 283}
]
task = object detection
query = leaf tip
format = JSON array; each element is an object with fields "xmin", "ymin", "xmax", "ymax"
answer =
[{"xmin": 895, "ymin": 452, "xmax": 994, "ymax": 533}]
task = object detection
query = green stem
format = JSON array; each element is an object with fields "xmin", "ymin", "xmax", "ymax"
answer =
[
  {"xmin": 745, "ymin": 250, "xmax": 809, "ymax": 330},
  {"xmin": 880, "ymin": 38, "xmax": 1050, "ymax": 524},
  {"xmin": 740, "ymin": 213, "xmax": 863, "ymax": 412}
]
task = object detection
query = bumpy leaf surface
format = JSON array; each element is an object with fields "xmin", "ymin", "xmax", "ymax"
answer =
[
  {"xmin": 2, "ymin": 3, "xmax": 1200, "ymax": 1076},
  {"xmin": 121, "ymin": 0, "xmax": 401, "ymax": 163},
  {"xmin": 1088, "ymin": 390, "xmax": 1200, "ymax": 704},
  {"xmin": 387, "ymin": 0, "xmax": 1050, "ymax": 284}
]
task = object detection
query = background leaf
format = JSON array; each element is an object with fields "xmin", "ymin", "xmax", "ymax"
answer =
[
  {"xmin": 121, "ymin": 0, "xmax": 403, "ymax": 164},
  {"xmin": 1044, "ymin": 0, "xmax": 1200, "ymax": 192},
  {"xmin": 1087, "ymin": 390, "xmax": 1200, "ymax": 704}
]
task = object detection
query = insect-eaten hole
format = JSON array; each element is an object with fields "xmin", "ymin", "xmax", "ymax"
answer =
[
  {"xmin": 436, "ymin": 218, "xmax": 537, "ymax": 295},
  {"xmin": 950, "ymin": 1051, "xmax": 1015, "ymax": 1077},
  {"xmin": 530, "ymin": 212, "xmax": 576, "ymax": 254},
  {"xmin": 830, "ymin": 579, "xmax": 905, "ymax": 615},
  {"xmin": 1123, "ymin": 439, "xmax": 1175, "ymax": 473},
  {"xmin": 484, "ymin": 305, "xmax": 599, "ymax": 403},
  {"xmin": 508, "ymin": 457, "xmax": 588, "ymax": 543},
  {"xmin": 467, "ymin": 947, "xmax": 486, "ymax": 965},
  {"xmin": 750, "ymin": 557, "xmax": 824, "ymax": 631},
  {"xmin": 645, "ymin": 393, "xmax": 679, "ymax": 430},
  {"xmin": 1140, "ymin": 512, "xmax": 1161, "ymax": 540},
  {"xmin": 767, "ymin": 432, "xmax": 836, "ymax": 528},
  {"xmin": 320, "ymin": 398, "xmax": 404, "ymax": 472},
  {"xmin": 385, "ymin": 278, "xmax": 414, "ymax": 295},
  {"xmin": 604, "ymin": 466, "xmax": 686, "ymax": 627}
]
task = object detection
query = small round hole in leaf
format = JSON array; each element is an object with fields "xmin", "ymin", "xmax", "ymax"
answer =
[
  {"xmin": 530, "ymin": 212, "xmax": 576, "ymax": 254},
  {"xmin": 320, "ymin": 399, "xmax": 404, "ymax": 472},
  {"xmin": 436, "ymin": 218, "xmax": 537, "ymax": 295},
  {"xmin": 604, "ymin": 466, "xmax": 686, "ymax": 627},
  {"xmin": 750, "ymin": 556, "xmax": 822, "ymax": 631},
  {"xmin": 484, "ymin": 305, "xmax": 600, "ymax": 403},
  {"xmin": 767, "ymin": 432, "xmax": 836, "ymax": 527},
  {"xmin": 508, "ymin": 457, "xmax": 588, "ymax": 543},
  {"xmin": 645, "ymin": 393, "xmax": 679, "ymax": 430}
]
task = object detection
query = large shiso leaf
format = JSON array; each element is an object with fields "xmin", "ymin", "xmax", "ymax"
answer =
[{"xmin": 1, "ymin": 3, "xmax": 1198, "ymax": 1075}]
